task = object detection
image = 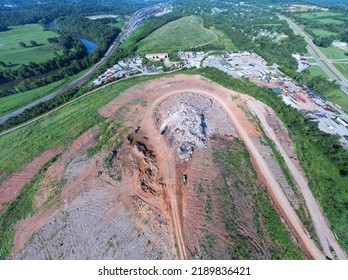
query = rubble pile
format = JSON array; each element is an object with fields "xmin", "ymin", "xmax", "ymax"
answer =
[{"xmin": 155, "ymin": 93, "xmax": 237, "ymax": 160}]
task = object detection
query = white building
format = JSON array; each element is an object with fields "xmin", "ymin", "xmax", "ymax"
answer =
[
  {"xmin": 332, "ymin": 41, "xmax": 348, "ymax": 50},
  {"xmin": 145, "ymin": 53, "xmax": 168, "ymax": 61}
]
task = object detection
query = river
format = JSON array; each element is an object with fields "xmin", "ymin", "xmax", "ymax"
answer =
[{"xmin": 48, "ymin": 21, "xmax": 98, "ymax": 54}]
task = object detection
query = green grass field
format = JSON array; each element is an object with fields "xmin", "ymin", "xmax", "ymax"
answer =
[
  {"xmin": 0, "ymin": 24, "xmax": 62, "ymax": 69},
  {"xmin": 320, "ymin": 46, "xmax": 348, "ymax": 59},
  {"xmin": 307, "ymin": 65, "xmax": 348, "ymax": 111},
  {"xmin": 108, "ymin": 17, "xmax": 125, "ymax": 29},
  {"xmin": 308, "ymin": 65, "xmax": 329, "ymax": 78},
  {"xmin": 313, "ymin": 17, "xmax": 344, "ymax": 24},
  {"xmin": 312, "ymin": 28, "xmax": 337, "ymax": 37},
  {"xmin": 333, "ymin": 63, "xmax": 348, "ymax": 80},
  {"xmin": 0, "ymin": 70, "xmax": 87, "ymax": 117},
  {"xmin": 137, "ymin": 16, "xmax": 222, "ymax": 53},
  {"xmin": 323, "ymin": 87, "xmax": 348, "ymax": 112}
]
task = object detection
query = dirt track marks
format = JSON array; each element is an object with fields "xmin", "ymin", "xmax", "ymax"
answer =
[
  {"xmin": 0, "ymin": 147, "xmax": 62, "ymax": 212},
  {"xmin": 248, "ymin": 100, "xmax": 347, "ymax": 260}
]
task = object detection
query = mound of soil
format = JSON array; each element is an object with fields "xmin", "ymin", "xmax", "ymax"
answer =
[{"xmin": 9, "ymin": 75, "xmax": 321, "ymax": 260}]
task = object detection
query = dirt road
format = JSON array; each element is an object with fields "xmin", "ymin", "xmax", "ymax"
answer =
[
  {"xmin": 248, "ymin": 100, "xmax": 347, "ymax": 260},
  {"xmin": 132, "ymin": 75, "xmax": 328, "ymax": 259},
  {"xmin": 140, "ymin": 90, "xmax": 189, "ymax": 260}
]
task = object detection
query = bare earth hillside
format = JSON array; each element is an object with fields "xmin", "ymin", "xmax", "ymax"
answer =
[{"xmin": 5, "ymin": 75, "xmax": 343, "ymax": 259}]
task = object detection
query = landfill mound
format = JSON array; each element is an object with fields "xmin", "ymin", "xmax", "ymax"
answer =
[{"xmin": 8, "ymin": 75, "xmax": 311, "ymax": 260}]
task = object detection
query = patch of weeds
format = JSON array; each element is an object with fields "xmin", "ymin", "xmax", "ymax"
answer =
[
  {"xmin": 205, "ymin": 195, "xmax": 213, "ymax": 222},
  {"xmin": 254, "ymin": 189, "xmax": 304, "ymax": 259},
  {"xmin": 258, "ymin": 124, "xmax": 319, "ymax": 247},
  {"xmin": 87, "ymin": 120, "xmax": 122, "ymax": 157},
  {"xmin": 199, "ymin": 233, "xmax": 216, "ymax": 258},
  {"xmin": 194, "ymin": 183, "xmax": 204, "ymax": 195},
  {"xmin": 104, "ymin": 154, "xmax": 112, "ymax": 168},
  {"xmin": 0, "ymin": 154, "xmax": 60, "ymax": 259},
  {"xmin": 43, "ymin": 179, "xmax": 66, "ymax": 210},
  {"xmin": 112, "ymin": 175, "xmax": 122, "ymax": 182},
  {"xmin": 157, "ymin": 251, "xmax": 163, "ymax": 260}
]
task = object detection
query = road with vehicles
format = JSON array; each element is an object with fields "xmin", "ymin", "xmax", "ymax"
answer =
[
  {"xmin": 278, "ymin": 14, "xmax": 348, "ymax": 95},
  {"xmin": 0, "ymin": 4, "xmax": 166, "ymax": 125}
]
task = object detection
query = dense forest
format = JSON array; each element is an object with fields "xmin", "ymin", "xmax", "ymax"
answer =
[{"xmin": 0, "ymin": 0, "xmax": 155, "ymax": 28}]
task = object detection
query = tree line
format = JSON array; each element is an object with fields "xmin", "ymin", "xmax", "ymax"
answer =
[{"xmin": 0, "ymin": 1, "xmax": 145, "ymax": 29}]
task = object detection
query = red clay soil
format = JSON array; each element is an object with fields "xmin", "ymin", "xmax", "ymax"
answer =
[
  {"xmin": 11, "ymin": 131, "xmax": 97, "ymax": 255},
  {"xmin": 99, "ymin": 74, "xmax": 325, "ymax": 259},
  {"xmin": 0, "ymin": 147, "xmax": 62, "ymax": 212},
  {"xmin": 45, "ymin": 130, "xmax": 95, "ymax": 182}
]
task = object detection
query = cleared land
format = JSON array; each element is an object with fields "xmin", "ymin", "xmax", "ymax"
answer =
[
  {"xmin": 1, "ymin": 75, "xmax": 317, "ymax": 260},
  {"xmin": 136, "ymin": 16, "xmax": 230, "ymax": 53},
  {"xmin": 0, "ymin": 74, "xmax": 346, "ymax": 260},
  {"xmin": 0, "ymin": 75, "xmax": 159, "ymax": 182},
  {"xmin": 0, "ymin": 24, "xmax": 63, "ymax": 68},
  {"xmin": 0, "ymin": 70, "xmax": 87, "ymax": 117}
]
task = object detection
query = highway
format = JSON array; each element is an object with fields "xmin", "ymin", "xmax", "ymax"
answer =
[
  {"xmin": 0, "ymin": 4, "xmax": 166, "ymax": 125},
  {"xmin": 278, "ymin": 14, "xmax": 348, "ymax": 95}
]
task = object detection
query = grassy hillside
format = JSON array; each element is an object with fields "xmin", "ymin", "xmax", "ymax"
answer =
[
  {"xmin": 137, "ymin": 16, "xmax": 232, "ymax": 53},
  {"xmin": 0, "ymin": 70, "xmax": 87, "ymax": 117},
  {"xmin": 0, "ymin": 24, "xmax": 63, "ymax": 69},
  {"xmin": 0, "ymin": 75, "xmax": 162, "ymax": 182}
]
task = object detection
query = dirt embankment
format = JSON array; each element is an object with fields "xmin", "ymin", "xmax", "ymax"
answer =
[
  {"xmin": 0, "ymin": 147, "xmax": 62, "ymax": 212},
  {"xmin": 248, "ymin": 100, "xmax": 347, "ymax": 260}
]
